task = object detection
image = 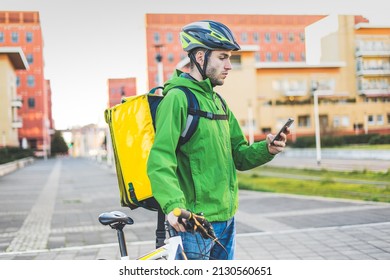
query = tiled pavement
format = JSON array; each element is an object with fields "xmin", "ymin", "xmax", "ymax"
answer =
[{"xmin": 0, "ymin": 157, "xmax": 389, "ymax": 260}]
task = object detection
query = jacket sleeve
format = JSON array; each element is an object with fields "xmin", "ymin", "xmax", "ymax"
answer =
[
  {"xmin": 228, "ymin": 107, "xmax": 275, "ymax": 171},
  {"xmin": 147, "ymin": 90, "xmax": 188, "ymax": 214}
]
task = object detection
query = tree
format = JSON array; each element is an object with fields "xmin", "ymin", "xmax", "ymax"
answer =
[{"xmin": 50, "ymin": 130, "xmax": 69, "ymax": 156}]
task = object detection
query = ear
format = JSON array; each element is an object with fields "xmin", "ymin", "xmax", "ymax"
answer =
[{"xmin": 195, "ymin": 50, "xmax": 205, "ymax": 66}]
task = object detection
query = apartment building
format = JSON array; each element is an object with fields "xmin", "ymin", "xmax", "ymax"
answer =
[
  {"xmin": 0, "ymin": 11, "xmax": 53, "ymax": 154},
  {"xmin": 107, "ymin": 77, "xmax": 137, "ymax": 108},
  {"xmin": 145, "ymin": 14, "xmax": 389, "ymax": 139},
  {"xmin": 0, "ymin": 47, "xmax": 28, "ymax": 147},
  {"xmin": 146, "ymin": 14, "xmax": 327, "ymax": 90}
]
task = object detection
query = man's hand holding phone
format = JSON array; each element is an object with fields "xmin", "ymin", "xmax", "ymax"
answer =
[{"xmin": 267, "ymin": 118, "xmax": 293, "ymax": 155}]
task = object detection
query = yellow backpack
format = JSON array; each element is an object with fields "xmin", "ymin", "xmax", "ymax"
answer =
[{"xmin": 104, "ymin": 91, "xmax": 162, "ymax": 211}]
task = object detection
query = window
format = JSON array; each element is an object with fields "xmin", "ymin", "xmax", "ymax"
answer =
[
  {"xmin": 298, "ymin": 115, "xmax": 310, "ymax": 127},
  {"xmin": 27, "ymin": 54, "xmax": 33, "ymax": 65},
  {"xmin": 254, "ymin": 52, "xmax": 261, "ymax": 62},
  {"xmin": 27, "ymin": 75, "xmax": 35, "ymax": 87},
  {"xmin": 28, "ymin": 97, "xmax": 35, "ymax": 108},
  {"xmin": 289, "ymin": 52, "xmax": 295, "ymax": 61},
  {"xmin": 167, "ymin": 53, "xmax": 174, "ymax": 63},
  {"xmin": 11, "ymin": 32, "xmax": 19, "ymax": 43},
  {"xmin": 367, "ymin": 115, "xmax": 375, "ymax": 125},
  {"xmin": 377, "ymin": 115, "xmax": 384, "ymax": 125},
  {"xmin": 288, "ymin": 32, "xmax": 295, "ymax": 42},
  {"xmin": 166, "ymin": 32, "xmax": 173, "ymax": 43},
  {"xmin": 253, "ymin": 32, "xmax": 259, "ymax": 43},
  {"xmin": 264, "ymin": 32, "xmax": 271, "ymax": 43},
  {"xmin": 120, "ymin": 86, "xmax": 125, "ymax": 96},
  {"xmin": 16, "ymin": 76, "xmax": 20, "ymax": 87},
  {"xmin": 230, "ymin": 55, "xmax": 241, "ymax": 68},
  {"xmin": 153, "ymin": 32, "xmax": 160, "ymax": 44},
  {"xmin": 301, "ymin": 52, "xmax": 306, "ymax": 61},
  {"xmin": 277, "ymin": 52, "xmax": 284, "ymax": 61},
  {"xmin": 276, "ymin": 32, "xmax": 283, "ymax": 43},
  {"xmin": 334, "ymin": 116, "xmax": 350, "ymax": 127},
  {"xmin": 26, "ymin": 32, "xmax": 33, "ymax": 43},
  {"xmin": 299, "ymin": 32, "xmax": 305, "ymax": 42},
  {"xmin": 0, "ymin": 32, "xmax": 4, "ymax": 43},
  {"xmin": 266, "ymin": 52, "xmax": 272, "ymax": 61},
  {"xmin": 241, "ymin": 32, "xmax": 248, "ymax": 43}
]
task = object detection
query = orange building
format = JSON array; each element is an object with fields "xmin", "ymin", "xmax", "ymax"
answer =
[
  {"xmin": 107, "ymin": 77, "xmax": 137, "ymax": 108},
  {"xmin": 0, "ymin": 11, "xmax": 53, "ymax": 155}
]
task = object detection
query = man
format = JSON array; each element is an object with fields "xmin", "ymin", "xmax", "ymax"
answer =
[{"xmin": 147, "ymin": 20, "xmax": 289, "ymax": 260}]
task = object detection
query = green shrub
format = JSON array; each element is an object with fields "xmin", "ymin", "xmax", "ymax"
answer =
[
  {"xmin": 369, "ymin": 135, "xmax": 390, "ymax": 145},
  {"xmin": 0, "ymin": 147, "xmax": 34, "ymax": 164},
  {"xmin": 291, "ymin": 133, "xmax": 385, "ymax": 148}
]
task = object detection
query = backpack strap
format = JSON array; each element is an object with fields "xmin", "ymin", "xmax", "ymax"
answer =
[
  {"xmin": 174, "ymin": 86, "xmax": 229, "ymax": 145},
  {"xmin": 176, "ymin": 86, "xmax": 201, "ymax": 145},
  {"xmin": 155, "ymin": 206, "xmax": 166, "ymax": 249}
]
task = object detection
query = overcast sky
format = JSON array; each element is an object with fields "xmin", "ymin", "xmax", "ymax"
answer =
[{"xmin": 2, "ymin": 0, "xmax": 389, "ymax": 129}]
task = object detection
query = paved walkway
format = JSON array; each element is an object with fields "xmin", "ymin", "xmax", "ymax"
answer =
[{"xmin": 0, "ymin": 157, "xmax": 389, "ymax": 260}]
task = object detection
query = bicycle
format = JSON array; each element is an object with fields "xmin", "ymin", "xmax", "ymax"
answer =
[{"xmin": 98, "ymin": 208, "xmax": 223, "ymax": 260}]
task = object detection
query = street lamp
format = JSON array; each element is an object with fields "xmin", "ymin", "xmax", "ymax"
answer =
[
  {"xmin": 312, "ymin": 87, "xmax": 321, "ymax": 166},
  {"xmin": 154, "ymin": 44, "xmax": 164, "ymax": 90},
  {"xmin": 312, "ymin": 81, "xmax": 333, "ymax": 166},
  {"xmin": 247, "ymin": 100, "xmax": 254, "ymax": 145}
]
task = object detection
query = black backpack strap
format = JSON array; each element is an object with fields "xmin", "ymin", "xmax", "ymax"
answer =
[
  {"xmin": 215, "ymin": 92, "xmax": 228, "ymax": 114},
  {"xmin": 155, "ymin": 206, "xmax": 166, "ymax": 248},
  {"xmin": 175, "ymin": 86, "xmax": 229, "ymax": 145},
  {"xmin": 177, "ymin": 86, "xmax": 201, "ymax": 145},
  {"xmin": 187, "ymin": 108, "xmax": 228, "ymax": 120}
]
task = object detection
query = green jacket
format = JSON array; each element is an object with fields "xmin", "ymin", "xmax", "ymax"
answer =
[{"xmin": 147, "ymin": 70, "xmax": 274, "ymax": 222}]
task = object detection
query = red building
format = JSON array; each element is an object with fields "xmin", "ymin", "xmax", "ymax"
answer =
[
  {"xmin": 107, "ymin": 77, "xmax": 137, "ymax": 108},
  {"xmin": 0, "ymin": 11, "xmax": 53, "ymax": 154}
]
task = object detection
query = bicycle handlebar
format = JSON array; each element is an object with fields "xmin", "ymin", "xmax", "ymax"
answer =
[
  {"xmin": 173, "ymin": 208, "xmax": 204, "ymax": 221},
  {"xmin": 173, "ymin": 208, "xmax": 216, "ymax": 240}
]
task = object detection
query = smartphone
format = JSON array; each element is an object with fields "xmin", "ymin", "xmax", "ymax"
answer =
[{"xmin": 270, "ymin": 118, "xmax": 294, "ymax": 145}]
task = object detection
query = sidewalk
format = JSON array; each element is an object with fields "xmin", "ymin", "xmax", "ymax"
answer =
[{"xmin": 0, "ymin": 157, "xmax": 389, "ymax": 260}]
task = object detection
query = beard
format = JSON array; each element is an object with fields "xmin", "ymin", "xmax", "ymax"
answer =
[{"xmin": 206, "ymin": 66, "xmax": 224, "ymax": 87}]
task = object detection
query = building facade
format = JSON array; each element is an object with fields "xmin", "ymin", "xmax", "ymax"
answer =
[
  {"xmin": 107, "ymin": 77, "xmax": 137, "ymax": 108},
  {"xmin": 0, "ymin": 47, "xmax": 28, "ymax": 147},
  {"xmin": 146, "ymin": 14, "xmax": 389, "ymax": 139},
  {"xmin": 146, "ymin": 14, "xmax": 330, "ymax": 89},
  {"xmin": 0, "ymin": 11, "xmax": 53, "ymax": 154}
]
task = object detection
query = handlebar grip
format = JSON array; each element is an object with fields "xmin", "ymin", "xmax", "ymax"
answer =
[{"xmin": 173, "ymin": 208, "xmax": 192, "ymax": 219}]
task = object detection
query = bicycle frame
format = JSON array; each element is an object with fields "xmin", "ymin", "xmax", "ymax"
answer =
[
  {"xmin": 98, "ymin": 211, "xmax": 187, "ymax": 260},
  {"xmin": 138, "ymin": 235, "xmax": 187, "ymax": 260}
]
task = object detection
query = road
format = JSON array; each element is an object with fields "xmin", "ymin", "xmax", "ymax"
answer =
[{"xmin": 0, "ymin": 157, "xmax": 389, "ymax": 260}]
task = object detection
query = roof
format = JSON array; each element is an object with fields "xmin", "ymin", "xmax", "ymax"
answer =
[{"xmin": 256, "ymin": 61, "xmax": 346, "ymax": 69}]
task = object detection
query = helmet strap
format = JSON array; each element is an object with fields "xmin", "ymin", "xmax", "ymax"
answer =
[
  {"xmin": 202, "ymin": 50, "xmax": 211, "ymax": 80},
  {"xmin": 189, "ymin": 49, "xmax": 211, "ymax": 80}
]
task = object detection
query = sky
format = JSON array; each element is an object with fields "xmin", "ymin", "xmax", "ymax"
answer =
[{"xmin": 2, "ymin": 0, "xmax": 390, "ymax": 130}]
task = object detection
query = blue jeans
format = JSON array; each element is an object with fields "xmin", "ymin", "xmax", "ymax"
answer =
[{"xmin": 178, "ymin": 217, "xmax": 235, "ymax": 260}]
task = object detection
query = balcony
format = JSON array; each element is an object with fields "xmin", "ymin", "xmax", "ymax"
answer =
[
  {"xmin": 356, "ymin": 68, "xmax": 390, "ymax": 76},
  {"xmin": 11, "ymin": 96, "xmax": 23, "ymax": 108},
  {"xmin": 355, "ymin": 50, "xmax": 390, "ymax": 58},
  {"xmin": 282, "ymin": 89, "xmax": 307, "ymax": 97},
  {"xmin": 358, "ymin": 88, "xmax": 390, "ymax": 97},
  {"xmin": 12, "ymin": 118, "xmax": 23, "ymax": 129}
]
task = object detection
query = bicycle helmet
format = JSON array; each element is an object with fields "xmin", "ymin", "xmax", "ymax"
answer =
[{"xmin": 180, "ymin": 20, "xmax": 240, "ymax": 52}]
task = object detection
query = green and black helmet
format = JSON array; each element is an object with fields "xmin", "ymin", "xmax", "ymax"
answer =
[{"xmin": 180, "ymin": 20, "xmax": 240, "ymax": 52}]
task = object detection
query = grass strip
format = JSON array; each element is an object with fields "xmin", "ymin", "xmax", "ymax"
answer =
[{"xmin": 237, "ymin": 172, "xmax": 390, "ymax": 203}]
